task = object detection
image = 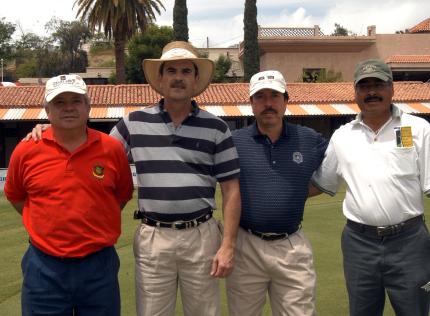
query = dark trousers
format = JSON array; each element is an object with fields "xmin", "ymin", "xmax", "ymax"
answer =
[
  {"xmin": 341, "ymin": 221, "xmax": 430, "ymax": 316},
  {"xmin": 21, "ymin": 244, "xmax": 120, "ymax": 316}
]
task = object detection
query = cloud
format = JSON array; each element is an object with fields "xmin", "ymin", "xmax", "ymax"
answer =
[
  {"xmin": 320, "ymin": 1, "xmax": 430, "ymax": 35},
  {"xmin": 3, "ymin": 0, "xmax": 429, "ymax": 47}
]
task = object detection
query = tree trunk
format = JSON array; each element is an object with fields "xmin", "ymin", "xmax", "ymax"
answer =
[{"xmin": 114, "ymin": 37, "xmax": 126, "ymax": 84}]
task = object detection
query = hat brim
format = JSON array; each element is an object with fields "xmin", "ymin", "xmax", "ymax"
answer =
[
  {"xmin": 354, "ymin": 72, "xmax": 390, "ymax": 85},
  {"xmin": 143, "ymin": 57, "xmax": 215, "ymax": 97},
  {"xmin": 249, "ymin": 82, "xmax": 286, "ymax": 97},
  {"xmin": 45, "ymin": 87, "xmax": 87, "ymax": 103}
]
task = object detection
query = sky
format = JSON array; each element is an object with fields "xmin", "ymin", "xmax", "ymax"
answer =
[{"xmin": 2, "ymin": 0, "xmax": 429, "ymax": 48}]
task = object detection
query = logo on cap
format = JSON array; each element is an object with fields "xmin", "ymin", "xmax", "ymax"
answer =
[{"xmin": 361, "ymin": 64, "xmax": 378, "ymax": 74}]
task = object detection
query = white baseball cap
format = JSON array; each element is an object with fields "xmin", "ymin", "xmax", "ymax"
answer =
[
  {"xmin": 44, "ymin": 74, "xmax": 87, "ymax": 102},
  {"xmin": 249, "ymin": 70, "xmax": 287, "ymax": 97}
]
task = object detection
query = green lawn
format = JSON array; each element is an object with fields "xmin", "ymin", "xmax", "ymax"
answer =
[{"xmin": 1, "ymin": 189, "xmax": 428, "ymax": 316}]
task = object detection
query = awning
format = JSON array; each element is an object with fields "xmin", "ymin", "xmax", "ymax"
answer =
[{"xmin": 1, "ymin": 102, "xmax": 430, "ymax": 121}]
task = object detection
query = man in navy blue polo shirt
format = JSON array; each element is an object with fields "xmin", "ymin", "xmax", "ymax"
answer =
[{"xmin": 226, "ymin": 70, "xmax": 327, "ymax": 316}]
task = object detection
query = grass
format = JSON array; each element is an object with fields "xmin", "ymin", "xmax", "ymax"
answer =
[{"xmin": 1, "ymin": 189, "xmax": 429, "ymax": 316}]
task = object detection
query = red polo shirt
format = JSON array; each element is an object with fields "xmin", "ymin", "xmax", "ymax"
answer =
[{"xmin": 5, "ymin": 128, "xmax": 133, "ymax": 257}]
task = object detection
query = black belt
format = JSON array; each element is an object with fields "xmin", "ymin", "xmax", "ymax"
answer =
[
  {"xmin": 346, "ymin": 215, "xmax": 424, "ymax": 238},
  {"xmin": 243, "ymin": 226, "xmax": 300, "ymax": 241},
  {"xmin": 135, "ymin": 211, "xmax": 213, "ymax": 230}
]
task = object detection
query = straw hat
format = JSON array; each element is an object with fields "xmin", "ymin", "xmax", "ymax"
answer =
[{"xmin": 142, "ymin": 41, "xmax": 215, "ymax": 97}]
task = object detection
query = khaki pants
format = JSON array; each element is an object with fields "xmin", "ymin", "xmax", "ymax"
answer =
[
  {"xmin": 133, "ymin": 218, "xmax": 222, "ymax": 316},
  {"xmin": 226, "ymin": 228, "xmax": 316, "ymax": 316}
]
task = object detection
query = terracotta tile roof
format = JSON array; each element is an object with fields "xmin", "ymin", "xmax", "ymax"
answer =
[
  {"xmin": 259, "ymin": 27, "xmax": 324, "ymax": 37},
  {"xmin": 1, "ymin": 82, "xmax": 430, "ymax": 119},
  {"xmin": 386, "ymin": 55, "xmax": 430, "ymax": 63},
  {"xmin": 409, "ymin": 18, "xmax": 430, "ymax": 33}
]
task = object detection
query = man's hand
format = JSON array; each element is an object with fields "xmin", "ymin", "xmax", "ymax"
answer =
[
  {"xmin": 210, "ymin": 243, "xmax": 234, "ymax": 278},
  {"xmin": 22, "ymin": 124, "xmax": 50, "ymax": 142}
]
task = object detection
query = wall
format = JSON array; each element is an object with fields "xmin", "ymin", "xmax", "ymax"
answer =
[{"xmin": 259, "ymin": 33, "xmax": 430, "ymax": 82}]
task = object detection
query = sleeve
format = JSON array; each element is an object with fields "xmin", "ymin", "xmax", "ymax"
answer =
[
  {"xmin": 110, "ymin": 117, "xmax": 132, "ymax": 162},
  {"xmin": 315, "ymin": 132, "xmax": 329, "ymax": 168},
  {"xmin": 213, "ymin": 125, "xmax": 240, "ymax": 182},
  {"xmin": 112, "ymin": 140, "xmax": 134, "ymax": 205},
  {"xmin": 418, "ymin": 123, "xmax": 430, "ymax": 196},
  {"xmin": 4, "ymin": 143, "xmax": 27, "ymax": 202},
  {"xmin": 311, "ymin": 136, "xmax": 341, "ymax": 196}
]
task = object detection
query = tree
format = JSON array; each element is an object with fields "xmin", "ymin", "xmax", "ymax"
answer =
[
  {"xmin": 14, "ymin": 19, "xmax": 90, "ymax": 78},
  {"xmin": 212, "ymin": 54, "xmax": 232, "ymax": 83},
  {"xmin": 75, "ymin": 0, "xmax": 165, "ymax": 84},
  {"xmin": 173, "ymin": 0, "xmax": 188, "ymax": 41},
  {"xmin": 331, "ymin": 23, "xmax": 355, "ymax": 36},
  {"xmin": 48, "ymin": 18, "xmax": 91, "ymax": 72},
  {"xmin": 302, "ymin": 68, "xmax": 343, "ymax": 83},
  {"xmin": 396, "ymin": 28, "xmax": 410, "ymax": 34},
  {"xmin": 243, "ymin": 0, "xmax": 260, "ymax": 82},
  {"xmin": 0, "ymin": 18, "xmax": 16, "ymax": 63},
  {"xmin": 125, "ymin": 24, "xmax": 174, "ymax": 83}
]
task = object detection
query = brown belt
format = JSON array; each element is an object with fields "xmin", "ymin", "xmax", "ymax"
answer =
[{"xmin": 346, "ymin": 215, "xmax": 424, "ymax": 238}]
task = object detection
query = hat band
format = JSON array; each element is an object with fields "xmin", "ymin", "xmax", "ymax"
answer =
[{"xmin": 161, "ymin": 48, "xmax": 197, "ymax": 60}]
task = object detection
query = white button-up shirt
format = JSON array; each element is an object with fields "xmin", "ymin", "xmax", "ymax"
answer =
[{"xmin": 312, "ymin": 105, "xmax": 430, "ymax": 226}]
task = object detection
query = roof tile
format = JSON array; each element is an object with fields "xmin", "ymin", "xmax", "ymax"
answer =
[
  {"xmin": 409, "ymin": 18, "xmax": 430, "ymax": 33},
  {"xmin": 1, "ymin": 82, "xmax": 430, "ymax": 110},
  {"xmin": 386, "ymin": 55, "xmax": 430, "ymax": 63}
]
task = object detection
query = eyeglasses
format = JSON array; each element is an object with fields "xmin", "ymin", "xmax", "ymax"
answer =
[{"xmin": 356, "ymin": 82, "xmax": 390, "ymax": 92}]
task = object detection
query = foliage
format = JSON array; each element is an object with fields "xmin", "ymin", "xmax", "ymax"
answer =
[
  {"xmin": 302, "ymin": 68, "xmax": 343, "ymax": 83},
  {"xmin": 74, "ymin": 0, "xmax": 165, "ymax": 84},
  {"xmin": 173, "ymin": 0, "xmax": 189, "ymax": 41},
  {"xmin": 0, "ymin": 17, "xmax": 16, "ymax": 70},
  {"xmin": 331, "ymin": 23, "xmax": 355, "ymax": 36},
  {"xmin": 89, "ymin": 32, "xmax": 114, "ymax": 53},
  {"xmin": 212, "ymin": 54, "xmax": 232, "ymax": 83},
  {"xmin": 243, "ymin": 0, "xmax": 260, "ymax": 82},
  {"xmin": 395, "ymin": 29, "xmax": 410, "ymax": 34},
  {"xmin": 125, "ymin": 24, "xmax": 174, "ymax": 84},
  {"xmin": 14, "ymin": 18, "xmax": 90, "ymax": 78},
  {"xmin": 48, "ymin": 18, "xmax": 91, "ymax": 72}
]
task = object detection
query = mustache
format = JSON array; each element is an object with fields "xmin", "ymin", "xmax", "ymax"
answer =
[
  {"xmin": 364, "ymin": 96, "xmax": 383, "ymax": 103},
  {"xmin": 170, "ymin": 80, "xmax": 186, "ymax": 89},
  {"xmin": 261, "ymin": 108, "xmax": 278, "ymax": 115}
]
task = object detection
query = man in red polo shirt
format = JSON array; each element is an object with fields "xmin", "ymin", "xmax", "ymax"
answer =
[{"xmin": 4, "ymin": 74, "xmax": 133, "ymax": 316}]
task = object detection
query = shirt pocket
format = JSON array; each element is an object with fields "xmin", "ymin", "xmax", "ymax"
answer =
[{"xmin": 388, "ymin": 147, "xmax": 418, "ymax": 178}]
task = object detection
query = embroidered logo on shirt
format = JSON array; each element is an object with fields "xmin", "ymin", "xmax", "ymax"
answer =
[
  {"xmin": 421, "ymin": 282, "xmax": 430, "ymax": 292},
  {"xmin": 92, "ymin": 165, "xmax": 105, "ymax": 179},
  {"xmin": 292, "ymin": 152, "xmax": 303, "ymax": 164}
]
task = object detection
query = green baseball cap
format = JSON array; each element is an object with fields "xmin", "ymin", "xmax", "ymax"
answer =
[{"xmin": 354, "ymin": 59, "xmax": 393, "ymax": 85}]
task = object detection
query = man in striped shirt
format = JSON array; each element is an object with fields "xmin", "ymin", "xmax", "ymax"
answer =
[{"xmin": 110, "ymin": 41, "xmax": 241, "ymax": 316}]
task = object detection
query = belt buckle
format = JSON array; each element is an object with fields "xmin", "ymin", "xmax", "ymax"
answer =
[
  {"xmin": 376, "ymin": 225, "xmax": 398, "ymax": 237},
  {"xmin": 171, "ymin": 220, "xmax": 185, "ymax": 229},
  {"xmin": 261, "ymin": 232, "xmax": 287, "ymax": 240}
]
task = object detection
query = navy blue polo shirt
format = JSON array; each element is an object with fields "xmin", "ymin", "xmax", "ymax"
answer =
[{"xmin": 232, "ymin": 121, "xmax": 328, "ymax": 233}]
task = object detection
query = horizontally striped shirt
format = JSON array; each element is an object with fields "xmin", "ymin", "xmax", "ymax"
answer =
[{"xmin": 110, "ymin": 99, "xmax": 240, "ymax": 221}]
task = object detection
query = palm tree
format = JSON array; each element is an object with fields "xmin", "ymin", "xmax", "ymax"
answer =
[{"xmin": 74, "ymin": 0, "xmax": 164, "ymax": 84}]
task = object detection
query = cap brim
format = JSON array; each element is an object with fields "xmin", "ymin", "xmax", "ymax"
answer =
[
  {"xmin": 142, "ymin": 58, "xmax": 215, "ymax": 97},
  {"xmin": 249, "ymin": 82, "xmax": 286, "ymax": 97},
  {"xmin": 45, "ymin": 87, "xmax": 86, "ymax": 103},
  {"xmin": 354, "ymin": 72, "xmax": 390, "ymax": 85}
]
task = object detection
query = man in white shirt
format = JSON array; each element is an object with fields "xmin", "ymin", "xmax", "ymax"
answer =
[{"xmin": 312, "ymin": 59, "xmax": 430, "ymax": 316}]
